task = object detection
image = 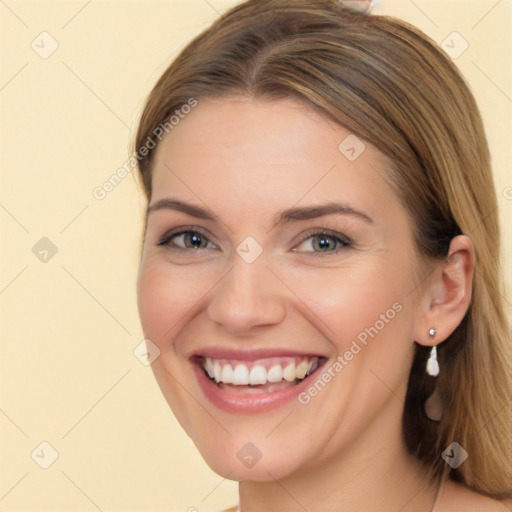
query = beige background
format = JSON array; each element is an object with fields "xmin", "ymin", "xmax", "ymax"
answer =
[{"xmin": 1, "ymin": 1, "xmax": 510, "ymax": 511}]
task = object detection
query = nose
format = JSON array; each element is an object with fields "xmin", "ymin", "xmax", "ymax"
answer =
[{"xmin": 206, "ymin": 256, "xmax": 287, "ymax": 335}]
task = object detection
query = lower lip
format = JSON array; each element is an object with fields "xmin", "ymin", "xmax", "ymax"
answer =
[{"xmin": 192, "ymin": 362, "xmax": 324, "ymax": 413}]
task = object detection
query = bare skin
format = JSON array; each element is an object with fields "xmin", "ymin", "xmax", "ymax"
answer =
[{"xmin": 137, "ymin": 97, "xmax": 506, "ymax": 511}]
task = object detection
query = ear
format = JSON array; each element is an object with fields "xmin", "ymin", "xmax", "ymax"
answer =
[{"xmin": 413, "ymin": 235, "xmax": 475, "ymax": 347}]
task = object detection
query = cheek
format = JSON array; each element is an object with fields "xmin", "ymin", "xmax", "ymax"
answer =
[
  {"xmin": 136, "ymin": 257, "xmax": 209, "ymax": 433},
  {"xmin": 283, "ymin": 264, "xmax": 415, "ymax": 440},
  {"xmin": 282, "ymin": 257, "xmax": 417, "ymax": 423},
  {"xmin": 284, "ymin": 259, "xmax": 412, "ymax": 350},
  {"xmin": 136, "ymin": 257, "xmax": 207, "ymax": 349}
]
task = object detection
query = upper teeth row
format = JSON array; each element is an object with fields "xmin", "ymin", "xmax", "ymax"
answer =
[{"xmin": 203, "ymin": 357, "xmax": 319, "ymax": 386}]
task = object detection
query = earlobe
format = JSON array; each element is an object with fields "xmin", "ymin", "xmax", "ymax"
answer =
[{"xmin": 414, "ymin": 235, "xmax": 475, "ymax": 347}]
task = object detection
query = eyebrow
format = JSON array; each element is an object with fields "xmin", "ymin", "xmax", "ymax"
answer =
[
  {"xmin": 147, "ymin": 199, "xmax": 217, "ymax": 221},
  {"xmin": 274, "ymin": 202, "xmax": 373, "ymax": 225},
  {"xmin": 147, "ymin": 199, "xmax": 373, "ymax": 225}
]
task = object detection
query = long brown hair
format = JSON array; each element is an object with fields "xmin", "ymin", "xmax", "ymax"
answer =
[{"xmin": 134, "ymin": 0, "xmax": 512, "ymax": 499}]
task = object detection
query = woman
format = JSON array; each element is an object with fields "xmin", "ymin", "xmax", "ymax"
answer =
[{"xmin": 134, "ymin": 0, "xmax": 512, "ymax": 510}]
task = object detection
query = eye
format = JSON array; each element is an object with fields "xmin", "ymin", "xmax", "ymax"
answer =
[
  {"xmin": 294, "ymin": 230, "xmax": 352, "ymax": 255},
  {"xmin": 157, "ymin": 229, "xmax": 218, "ymax": 250},
  {"xmin": 156, "ymin": 227, "xmax": 351, "ymax": 255}
]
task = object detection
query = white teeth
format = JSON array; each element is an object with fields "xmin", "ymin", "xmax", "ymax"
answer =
[
  {"xmin": 296, "ymin": 360, "xmax": 309, "ymax": 379},
  {"xmin": 233, "ymin": 364, "xmax": 249, "ymax": 385},
  {"xmin": 267, "ymin": 364, "xmax": 283, "ymax": 383},
  {"xmin": 213, "ymin": 360, "xmax": 221, "ymax": 381},
  {"xmin": 205, "ymin": 358, "xmax": 214, "ymax": 378},
  {"xmin": 220, "ymin": 364, "xmax": 234, "ymax": 384},
  {"xmin": 202, "ymin": 357, "xmax": 320, "ymax": 386},
  {"xmin": 249, "ymin": 365, "xmax": 267, "ymax": 385},
  {"xmin": 308, "ymin": 357, "xmax": 319, "ymax": 374},
  {"xmin": 282, "ymin": 362, "xmax": 296, "ymax": 382}
]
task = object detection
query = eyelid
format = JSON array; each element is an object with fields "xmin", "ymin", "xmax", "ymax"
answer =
[
  {"xmin": 157, "ymin": 225, "xmax": 218, "ymax": 249},
  {"xmin": 294, "ymin": 228, "xmax": 351, "ymax": 244}
]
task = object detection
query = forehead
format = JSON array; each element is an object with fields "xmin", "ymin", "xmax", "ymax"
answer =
[{"xmin": 150, "ymin": 97, "xmax": 397, "ymax": 223}]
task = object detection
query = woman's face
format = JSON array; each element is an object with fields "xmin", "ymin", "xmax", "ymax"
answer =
[{"xmin": 137, "ymin": 97, "xmax": 424, "ymax": 481}]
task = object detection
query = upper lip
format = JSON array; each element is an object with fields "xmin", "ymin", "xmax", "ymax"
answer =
[{"xmin": 190, "ymin": 347, "xmax": 328, "ymax": 362}]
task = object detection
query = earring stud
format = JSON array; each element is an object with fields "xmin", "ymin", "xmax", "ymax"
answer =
[{"xmin": 428, "ymin": 328, "xmax": 437, "ymax": 337}]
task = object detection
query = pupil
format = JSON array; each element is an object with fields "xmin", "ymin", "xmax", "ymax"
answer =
[
  {"xmin": 188, "ymin": 234, "xmax": 202, "ymax": 248},
  {"xmin": 316, "ymin": 236, "xmax": 333, "ymax": 251}
]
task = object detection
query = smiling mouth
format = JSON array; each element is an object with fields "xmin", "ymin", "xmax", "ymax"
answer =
[{"xmin": 195, "ymin": 355, "xmax": 323, "ymax": 394}]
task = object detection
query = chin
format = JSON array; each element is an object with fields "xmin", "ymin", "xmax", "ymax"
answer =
[{"xmin": 195, "ymin": 437, "xmax": 307, "ymax": 482}]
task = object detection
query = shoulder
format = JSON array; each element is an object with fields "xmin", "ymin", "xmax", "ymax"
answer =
[{"xmin": 436, "ymin": 480, "xmax": 512, "ymax": 511}]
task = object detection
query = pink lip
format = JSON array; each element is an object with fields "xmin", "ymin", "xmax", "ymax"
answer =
[{"xmin": 192, "ymin": 356, "xmax": 326, "ymax": 413}]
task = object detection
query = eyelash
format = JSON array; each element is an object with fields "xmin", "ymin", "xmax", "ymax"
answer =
[{"xmin": 157, "ymin": 226, "xmax": 353, "ymax": 257}]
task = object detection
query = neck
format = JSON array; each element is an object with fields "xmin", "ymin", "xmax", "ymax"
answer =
[{"xmin": 239, "ymin": 397, "xmax": 439, "ymax": 511}]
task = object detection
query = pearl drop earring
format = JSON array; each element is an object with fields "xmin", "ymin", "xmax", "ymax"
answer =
[{"xmin": 426, "ymin": 329, "xmax": 439, "ymax": 377}]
